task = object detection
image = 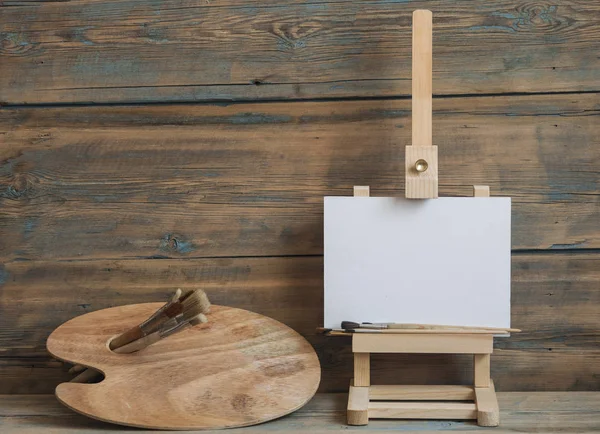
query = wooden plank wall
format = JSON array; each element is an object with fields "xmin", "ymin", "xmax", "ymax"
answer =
[{"xmin": 1, "ymin": 1, "xmax": 598, "ymax": 393}]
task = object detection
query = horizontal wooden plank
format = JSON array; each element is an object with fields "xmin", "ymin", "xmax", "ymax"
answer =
[
  {"xmin": 368, "ymin": 401, "xmax": 478, "ymax": 420},
  {"xmin": 5, "ymin": 349, "xmax": 598, "ymax": 395},
  {"xmin": 369, "ymin": 385, "xmax": 475, "ymax": 401},
  {"xmin": 352, "ymin": 334, "xmax": 494, "ymax": 354},
  {"xmin": 0, "ymin": 252, "xmax": 598, "ymax": 393},
  {"xmin": 369, "ymin": 384, "xmax": 475, "ymax": 401},
  {"xmin": 1, "ymin": 393, "xmax": 599, "ymax": 432},
  {"xmin": 0, "ymin": 361, "xmax": 70, "ymax": 395},
  {"xmin": 2, "ymin": 1, "xmax": 599, "ymax": 103},
  {"xmin": 1, "ymin": 94, "xmax": 598, "ymax": 261}
]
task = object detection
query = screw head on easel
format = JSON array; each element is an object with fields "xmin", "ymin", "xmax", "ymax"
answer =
[{"xmin": 414, "ymin": 159, "xmax": 429, "ymax": 173}]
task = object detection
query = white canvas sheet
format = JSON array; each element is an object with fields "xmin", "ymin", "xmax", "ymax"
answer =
[{"xmin": 324, "ymin": 197, "xmax": 511, "ymax": 329}]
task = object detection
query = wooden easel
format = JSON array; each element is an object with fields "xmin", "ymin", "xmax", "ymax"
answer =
[{"xmin": 345, "ymin": 10, "xmax": 500, "ymax": 427}]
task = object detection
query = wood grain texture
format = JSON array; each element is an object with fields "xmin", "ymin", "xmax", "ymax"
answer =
[
  {"xmin": 412, "ymin": 10, "xmax": 433, "ymax": 148},
  {"xmin": 352, "ymin": 333, "xmax": 494, "ymax": 354},
  {"xmin": 2, "ymin": 393, "xmax": 599, "ymax": 433},
  {"xmin": 353, "ymin": 186, "xmax": 370, "ymax": 197},
  {"xmin": 1, "ymin": 1, "xmax": 600, "ymax": 103},
  {"xmin": 1, "ymin": 94, "xmax": 599, "ymax": 261},
  {"xmin": 473, "ymin": 185, "xmax": 491, "ymax": 198},
  {"xmin": 353, "ymin": 353, "xmax": 370, "ymax": 387},
  {"xmin": 369, "ymin": 385, "xmax": 475, "ymax": 401},
  {"xmin": 474, "ymin": 354, "xmax": 491, "ymax": 387},
  {"xmin": 46, "ymin": 303, "xmax": 320, "ymax": 429},
  {"xmin": 0, "ymin": 252, "xmax": 598, "ymax": 394},
  {"xmin": 346, "ymin": 385, "xmax": 369, "ymax": 425},
  {"xmin": 367, "ymin": 401, "xmax": 477, "ymax": 420},
  {"xmin": 475, "ymin": 382, "xmax": 500, "ymax": 427},
  {"xmin": 405, "ymin": 146, "xmax": 438, "ymax": 198}
]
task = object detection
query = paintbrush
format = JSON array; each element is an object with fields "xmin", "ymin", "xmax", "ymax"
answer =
[
  {"xmin": 341, "ymin": 321, "xmax": 520, "ymax": 333},
  {"xmin": 70, "ymin": 289, "xmax": 198, "ymax": 373},
  {"xmin": 319, "ymin": 327, "xmax": 512, "ymax": 335},
  {"xmin": 109, "ymin": 288, "xmax": 210, "ymax": 350},
  {"xmin": 70, "ymin": 289, "xmax": 210, "ymax": 383},
  {"xmin": 113, "ymin": 313, "xmax": 208, "ymax": 354},
  {"xmin": 69, "ymin": 288, "xmax": 185, "ymax": 378}
]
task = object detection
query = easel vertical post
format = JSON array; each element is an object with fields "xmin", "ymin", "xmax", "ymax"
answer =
[
  {"xmin": 474, "ymin": 354, "xmax": 491, "ymax": 387},
  {"xmin": 474, "ymin": 350, "xmax": 499, "ymax": 426},
  {"xmin": 347, "ymin": 385, "xmax": 369, "ymax": 425},
  {"xmin": 346, "ymin": 191, "xmax": 371, "ymax": 425},
  {"xmin": 353, "ymin": 353, "xmax": 370, "ymax": 386},
  {"xmin": 406, "ymin": 10, "xmax": 438, "ymax": 199},
  {"xmin": 473, "ymin": 185, "xmax": 491, "ymax": 197},
  {"xmin": 412, "ymin": 9, "xmax": 432, "ymax": 148},
  {"xmin": 353, "ymin": 186, "xmax": 370, "ymax": 197},
  {"xmin": 475, "ymin": 381, "xmax": 500, "ymax": 426}
]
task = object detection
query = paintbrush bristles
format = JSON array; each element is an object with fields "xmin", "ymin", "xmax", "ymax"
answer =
[
  {"xmin": 189, "ymin": 313, "xmax": 208, "ymax": 326},
  {"xmin": 139, "ymin": 288, "xmax": 205, "ymax": 332},
  {"xmin": 171, "ymin": 288, "xmax": 183, "ymax": 302},
  {"xmin": 113, "ymin": 289, "xmax": 210, "ymax": 348},
  {"xmin": 181, "ymin": 289, "xmax": 211, "ymax": 321}
]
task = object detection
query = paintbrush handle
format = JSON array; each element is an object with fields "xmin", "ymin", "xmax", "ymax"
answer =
[
  {"xmin": 68, "ymin": 364, "xmax": 87, "ymax": 375},
  {"xmin": 108, "ymin": 311, "xmax": 179, "ymax": 350},
  {"xmin": 113, "ymin": 332, "xmax": 162, "ymax": 354},
  {"xmin": 385, "ymin": 323, "xmax": 520, "ymax": 333},
  {"xmin": 70, "ymin": 367, "xmax": 103, "ymax": 383},
  {"xmin": 355, "ymin": 328, "xmax": 506, "ymax": 334},
  {"xmin": 139, "ymin": 300, "xmax": 185, "ymax": 332},
  {"xmin": 330, "ymin": 328, "xmax": 511, "ymax": 335},
  {"xmin": 104, "ymin": 318, "xmax": 198, "ymax": 355},
  {"xmin": 108, "ymin": 325, "xmax": 145, "ymax": 350}
]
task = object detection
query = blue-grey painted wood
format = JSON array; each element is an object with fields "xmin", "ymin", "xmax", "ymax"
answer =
[
  {"xmin": 1, "ymin": 94, "xmax": 598, "ymax": 261},
  {"xmin": 1, "ymin": 1, "xmax": 599, "ymax": 103},
  {"xmin": 0, "ymin": 252, "xmax": 598, "ymax": 393}
]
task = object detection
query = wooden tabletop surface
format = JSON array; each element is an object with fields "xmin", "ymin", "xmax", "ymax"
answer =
[{"xmin": 0, "ymin": 393, "xmax": 598, "ymax": 433}]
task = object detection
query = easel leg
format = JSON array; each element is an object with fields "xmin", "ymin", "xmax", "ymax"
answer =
[
  {"xmin": 474, "ymin": 354, "xmax": 490, "ymax": 387},
  {"xmin": 475, "ymin": 381, "xmax": 500, "ymax": 426},
  {"xmin": 354, "ymin": 353, "xmax": 370, "ymax": 386},
  {"xmin": 474, "ymin": 354, "xmax": 499, "ymax": 426},
  {"xmin": 347, "ymin": 385, "xmax": 369, "ymax": 425},
  {"xmin": 348, "ymin": 352, "xmax": 370, "ymax": 425}
]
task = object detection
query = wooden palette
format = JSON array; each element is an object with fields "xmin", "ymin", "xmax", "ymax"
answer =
[{"xmin": 47, "ymin": 303, "xmax": 321, "ymax": 430}]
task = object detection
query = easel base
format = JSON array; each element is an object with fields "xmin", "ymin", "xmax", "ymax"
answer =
[
  {"xmin": 347, "ymin": 332, "xmax": 500, "ymax": 427},
  {"xmin": 347, "ymin": 383, "xmax": 499, "ymax": 427}
]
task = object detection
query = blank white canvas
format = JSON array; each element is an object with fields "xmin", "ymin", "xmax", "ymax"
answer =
[{"xmin": 324, "ymin": 197, "xmax": 511, "ymax": 329}]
